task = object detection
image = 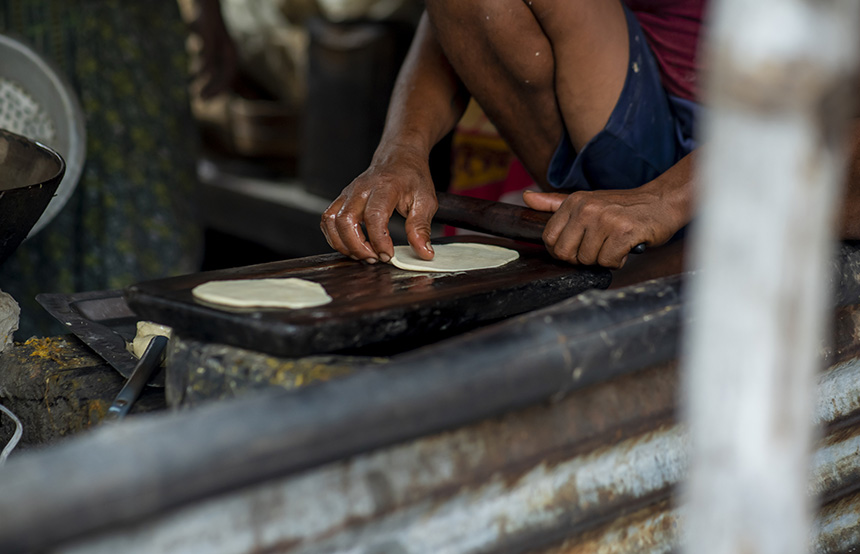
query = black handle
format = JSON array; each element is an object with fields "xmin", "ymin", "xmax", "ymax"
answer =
[
  {"xmin": 435, "ymin": 192, "xmax": 646, "ymax": 255},
  {"xmin": 104, "ymin": 335, "xmax": 168, "ymax": 422}
]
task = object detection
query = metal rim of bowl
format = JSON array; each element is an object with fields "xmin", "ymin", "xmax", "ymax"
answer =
[
  {"xmin": 0, "ymin": 33, "xmax": 86, "ymax": 238},
  {"xmin": 0, "ymin": 128, "xmax": 67, "ymax": 189}
]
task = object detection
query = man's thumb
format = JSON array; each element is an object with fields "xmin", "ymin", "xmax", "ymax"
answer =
[{"xmin": 523, "ymin": 191, "xmax": 567, "ymax": 212}]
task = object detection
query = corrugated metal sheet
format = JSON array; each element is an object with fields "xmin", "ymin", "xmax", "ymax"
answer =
[
  {"xmin": 534, "ymin": 489, "xmax": 860, "ymax": 554},
  {"xmin": 58, "ymin": 356, "xmax": 860, "ymax": 554}
]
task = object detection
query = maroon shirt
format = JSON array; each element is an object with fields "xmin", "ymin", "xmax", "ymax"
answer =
[{"xmin": 624, "ymin": 0, "xmax": 706, "ymax": 101}]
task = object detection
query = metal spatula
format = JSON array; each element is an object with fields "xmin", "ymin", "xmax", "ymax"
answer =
[{"xmin": 104, "ymin": 335, "xmax": 168, "ymax": 422}]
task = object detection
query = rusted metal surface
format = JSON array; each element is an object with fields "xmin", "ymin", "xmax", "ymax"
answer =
[
  {"xmin": 810, "ymin": 424, "xmax": 860, "ymax": 505},
  {"xmin": 813, "ymin": 490, "xmax": 860, "ymax": 554},
  {"xmin": 532, "ymin": 489, "xmax": 860, "ymax": 554},
  {"xmin": 54, "ymin": 354, "xmax": 860, "ymax": 554},
  {"xmin": 817, "ymin": 357, "xmax": 860, "ymax": 427},
  {"xmin": 60, "ymin": 426, "xmax": 684, "ymax": 554},
  {"xmin": 57, "ymin": 413, "xmax": 685, "ymax": 554},
  {"xmin": 534, "ymin": 500, "xmax": 679, "ymax": 554},
  {"xmin": 2, "ymin": 359, "xmax": 677, "ymax": 553}
]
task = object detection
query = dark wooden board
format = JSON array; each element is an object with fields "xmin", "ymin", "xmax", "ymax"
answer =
[{"xmin": 126, "ymin": 236, "xmax": 611, "ymax": 357}]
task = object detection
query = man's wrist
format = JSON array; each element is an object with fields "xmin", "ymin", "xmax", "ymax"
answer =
[
  {"xmin": 371, "ymin": 136, "xmax": 432, "ymax": 169},
  {"xmin": 643, "ymin": 155, "xmax": 695, "ymax": 232}
]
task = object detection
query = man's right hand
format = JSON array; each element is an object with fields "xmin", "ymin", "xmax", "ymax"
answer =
[{"xmin": 320, "ymin": 150, "xmax": 438, "ymax": 264}]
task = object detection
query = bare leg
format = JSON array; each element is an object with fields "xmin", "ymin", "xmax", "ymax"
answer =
[{"xmin": 425, "ymin": 0, "xmax": 630, "ymax": 187}]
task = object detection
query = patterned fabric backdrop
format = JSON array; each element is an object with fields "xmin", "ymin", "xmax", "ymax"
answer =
[{"xmin": 0, "ymin": 0, "xmax": 202, "ymax": 337}]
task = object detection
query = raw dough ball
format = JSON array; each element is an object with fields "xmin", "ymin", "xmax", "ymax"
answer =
[
  {"xmin": 390, "ymin": 243, "xmax": 519, "ymax": 273},
  {"xmin": 130, "ymin": 321, "xmax": 172, "ymax": 359},
  {"xmin": 191, "ymin": 278, "xmax": 333, "ymax": 309}
]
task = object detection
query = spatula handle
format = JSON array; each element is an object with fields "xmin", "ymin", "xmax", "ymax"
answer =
[{"xmin": 104, "ymin": 335, "xmax": 168, "ymax": 422}]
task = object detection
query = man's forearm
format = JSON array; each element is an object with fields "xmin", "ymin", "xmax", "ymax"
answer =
[{"xmin": 373, "ymin": 13, "xmax": 470, "ymax": 164}]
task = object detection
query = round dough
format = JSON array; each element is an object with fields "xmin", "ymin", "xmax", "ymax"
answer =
[
  {"xmin": 192, "ymin": 278, "xmax": 333, "ymax": 309},
  {"xmin": 390, "ymin": 243, "xmax": 519, "ymax": 273}
]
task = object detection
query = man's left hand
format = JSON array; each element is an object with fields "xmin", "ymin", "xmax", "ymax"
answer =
[{"xmin": 523, "ymin": 188, "xmax": 682, "ymax": 268}]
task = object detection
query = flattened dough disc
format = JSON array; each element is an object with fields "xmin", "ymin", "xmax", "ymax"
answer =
[
  {"xmin": 192, "ymin": 278, "xmax": 333, "ymax": 308},
  {"xmin": 390, "ymin": 243, "xmax": 519, "ymax": 273}
]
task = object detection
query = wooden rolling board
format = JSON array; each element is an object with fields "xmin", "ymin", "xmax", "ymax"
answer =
[{"xmin": 126, "ymin": 236, "xmax": 611, "ymax": 357}]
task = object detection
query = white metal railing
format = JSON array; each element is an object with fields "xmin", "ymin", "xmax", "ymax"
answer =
[{"xmin": 683, "ymin": 1, "xmax": 860, "ymax": 553}]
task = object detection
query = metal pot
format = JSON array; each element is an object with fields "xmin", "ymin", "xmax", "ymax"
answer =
[
  {"xmin": 0, "ymin": 129, "xmax": 65, "ymax": 266},
  {"xmin": 0, "ymin": 33, "xmax": 86, "ymax": 238}
]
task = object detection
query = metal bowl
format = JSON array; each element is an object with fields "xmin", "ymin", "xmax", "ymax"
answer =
[{"xmin": 0, "ymin": 129, "xmax": 65, "ymax": 266}]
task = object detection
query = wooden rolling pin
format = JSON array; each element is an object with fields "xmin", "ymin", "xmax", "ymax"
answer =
[{"xmin": 435, "ymin": 192, "xmax": 646, "ymax": 254}]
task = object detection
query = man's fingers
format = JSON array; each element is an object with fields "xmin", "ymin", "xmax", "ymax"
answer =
[
  {"xmin": 576, "ymin": 228, "xmax": 607, "ymax": 266},
  {"xmin": 321, "ymin": 199, "xmax": 353, "ymax": 258},
  {"xmin": 324, "ymin": 221, "xmax": 352, "ymax": 259},
  {"xmin": 543, "ymin": 208, "xmax": 572, "ymax": 248},
  {"xmin": 596, "ymin": 238, "xmax": 632, "ymax": 269},
  {"xmin": 335, "ymin": 195, "xmax": 378, "ymax": 262},
  {"xmin": 523, "ymin": 190, "xmax": 568, "ymax": 213},
  {"xmin": 364, "ymin": 191, "xmax": 398, "ymax": 262},
  {"xmin": 547, "ymin": 217, "xmax": 585, "ymax": 263},
  {"xmin": 404, "ymin": 195, "xmax": 437, "ymax": 261}
]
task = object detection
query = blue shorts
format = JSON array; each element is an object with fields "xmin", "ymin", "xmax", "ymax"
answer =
[{"xmin": 547, "ymin": 4, "xmax": 698, "ymax": 192}]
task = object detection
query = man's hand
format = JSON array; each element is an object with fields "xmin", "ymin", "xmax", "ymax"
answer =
[
  {"xmin": 319, "ymin": 13, "xmax": 468, "ymax": 264},
  {"xmin": 321, "ymin": 150, "xmax": 437, "ymax": 264},
  {"xmin": 523, "ymin": 187, "xmax": 684, "ymax": 268}
]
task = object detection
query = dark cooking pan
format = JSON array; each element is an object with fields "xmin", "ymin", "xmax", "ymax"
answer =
[{"xmin": 0, "ymin": 129, "xmax": 65, "ymax": 266}]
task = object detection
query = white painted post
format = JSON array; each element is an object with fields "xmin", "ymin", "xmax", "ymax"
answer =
[{"xmin": 683, "ymin": 1, "xmax": 860, "ymax": 554}]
